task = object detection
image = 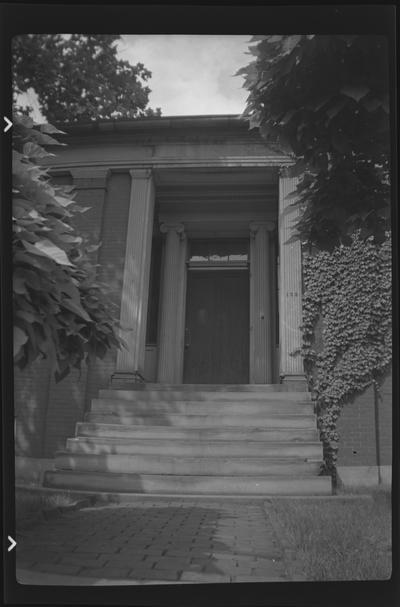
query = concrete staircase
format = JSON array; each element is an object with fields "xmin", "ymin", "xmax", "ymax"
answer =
[{"xmin": 44, "ymin": 384, "xmax": 332, "ymax": 496}]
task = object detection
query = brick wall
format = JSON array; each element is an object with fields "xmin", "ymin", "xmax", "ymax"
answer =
[
  {"xmin": 336, "ymin": 371, "xmax": 392, "ymax": 467},
  {"xmin": 44, "ymin": 367, "xmax": 88, "ymax": 457},
  {"xmin": 377, "ymin": 373, "xmax": 393, "ymax": 465},
  {"xmin": 14, "ymin": 360, "xmax": 52, "ymax": 457},
  {"xmin": 14, "ymin": 170, "xmax": 132, "ymax": 458},
  {"xmin": 83, "ymin": 171, "xmax": 131, "ymax": 407}
]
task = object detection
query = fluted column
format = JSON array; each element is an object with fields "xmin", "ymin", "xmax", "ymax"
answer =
[
  {"xmin": 250, "ymin": 221, "xmax": 275, "ymax": 383},
  {"xmin": 113, "ymin": 169, "xmax": 155, "ymax": 383},
  {"xmin": 278, "ymin": 169, "xmax": 305, "ymax": 385},
  {"xmin": 157, "ymin": 223, "xmax": 186, "ymax": 383}
]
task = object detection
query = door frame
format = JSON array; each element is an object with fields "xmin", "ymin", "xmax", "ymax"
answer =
[{"xmin": 156, "ymin": 225, "xmax": 278, "ymax": 384}]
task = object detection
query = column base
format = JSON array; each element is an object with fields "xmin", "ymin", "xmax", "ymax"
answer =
[
  {"xmin": 280, "ymin": 374, "xmax": 308, "ymax": 391},
  {"xmin": 110, "ymin": 371, "xmax": 146, "ymax": 388}
]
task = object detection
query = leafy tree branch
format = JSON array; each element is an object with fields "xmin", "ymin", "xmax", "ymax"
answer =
[
  {"xmin": 13, "ymin": 114, "xmax": 123, "ymax": 381},
  {"xmin": 13, "ymin": 34, "xmax": 161, "ymax": 124},
  {"xmin": 240, "ymin": 35, "xmax": 390, "ymax": 248}
]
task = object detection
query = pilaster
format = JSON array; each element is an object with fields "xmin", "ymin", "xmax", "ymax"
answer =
[
  {"xmin": 278, "ymin": 169, "xmax": 305, "ymax": 386},
  {"xmin": 113, "ymin": 169, "xmax": 155, "ymax": 384}
]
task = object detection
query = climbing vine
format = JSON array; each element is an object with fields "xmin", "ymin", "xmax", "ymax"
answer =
[{"xmin": 301, "ymin": 231, "xmax": 392, "ymax": 472}]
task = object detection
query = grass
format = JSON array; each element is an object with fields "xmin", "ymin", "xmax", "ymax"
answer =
[
  {"xmin": 268, "ymin": 487, "xmax": 392, "ymax": 581},
  {"xmin": 15, "ymin": 488, "xmax": 79, "ymax": 527}
]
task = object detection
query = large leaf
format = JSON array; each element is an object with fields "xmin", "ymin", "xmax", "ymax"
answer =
[
  {"xmin": 340, "ymin": 84, "xmax": 370, "ymax": 103},
  {"xmin": 54, "ymin": 195, "xmax": 75, "ymax": 208},
  {"xmin": 61, "ymin": 297, "xmax": 92, "ymax": 322},
  {"xmin": 13, "ymin": 276, "xmax": 29, "ymax": 295},
  {"xmin": 23, "ymin": 141, "xmax": 55, "ymax": 159},
  {"xmin": 60, "ymin": 281, "xmax": 81, "ymax": 301},
  {"xmin": 23, "ymin": 238, "xmax": 73, "ymax": 266},
  {"xmin": 30, "ymin": 130, "xmax": 66, "ymax": 146},
  {"xmin": 14, "ymin": 326, "xmax": 28, "ymax": 358},
  {"xmin": 16, "ymin": 310, "xmax": 41, "ymax": 323},
  {"xmin": 39, "ymin": 123, "xmax": 66, "ymax": 135}
]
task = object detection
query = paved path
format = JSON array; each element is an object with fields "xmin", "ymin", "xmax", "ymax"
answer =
[{"xmin": 16, "ymin": 497, "xmax": 289, "ymax": 584}]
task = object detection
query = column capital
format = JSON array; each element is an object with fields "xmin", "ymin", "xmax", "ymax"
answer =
[
  {"xmin": 129, "ymin": 168, "xmax": 153, "ymax": 180},
  {"xmin": 278, "ymin": 165, "xmax": 295, "ymax": 178},
  {"xmin": 160, "ymin": 222, "xmax": 185, "ymax": 236},
  {"xmin": 249, "ymin": 221, "xmax": 275, "ymax": 237},
  {"xmin": 70, "ymin": 167, "xmax": 110, "ymax": 189}
]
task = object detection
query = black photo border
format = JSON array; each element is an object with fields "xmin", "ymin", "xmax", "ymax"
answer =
[{"xmin": 1, "ymin": 2, "xmax": 398, "ymax": 606}]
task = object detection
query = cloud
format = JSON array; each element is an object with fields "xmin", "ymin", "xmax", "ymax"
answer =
[{"xmin": 118, "ymin": 35, "xmax": 252, "ymax": 116}]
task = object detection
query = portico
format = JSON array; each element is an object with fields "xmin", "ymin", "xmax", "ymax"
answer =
[{"xmin": 111, "ymin": 160, "xmax": 304, "ymax": 387}]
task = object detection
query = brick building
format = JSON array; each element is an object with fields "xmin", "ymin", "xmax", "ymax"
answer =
[{"xmin": 14, "ymin": 115, "xmax": 392, "ymax": 494}]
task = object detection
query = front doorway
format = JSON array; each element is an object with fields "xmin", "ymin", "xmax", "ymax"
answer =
[{"xmin": 183, "ymin": 239, "xmax": 250, "ymax": 384}]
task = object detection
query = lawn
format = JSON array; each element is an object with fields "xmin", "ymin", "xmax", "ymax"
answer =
[
  {"xmin": 15, "ymin": 487, "xmax": 82, "ymax": 529},
  {"xmin": 267, "ymin": 488, "xmax": 392, "ymax": 581}
]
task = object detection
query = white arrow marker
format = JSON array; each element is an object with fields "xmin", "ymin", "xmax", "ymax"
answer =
[
  {"xmin": 4, "ymin": 117, "xmax": 12, "ymax": 133},
  {"xmin": 8, "ymin": 536, "xmax": 16, "ymax": 552}
]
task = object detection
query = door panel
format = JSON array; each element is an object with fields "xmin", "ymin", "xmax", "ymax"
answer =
[{"xmin": 183, "ymin": 270, "xmax": 249, "ymax": 384}]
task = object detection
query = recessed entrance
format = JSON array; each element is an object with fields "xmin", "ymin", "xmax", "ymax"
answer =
[{"xmin": 183, "ymin": 239, "xmax": 250, "ymax": 384}]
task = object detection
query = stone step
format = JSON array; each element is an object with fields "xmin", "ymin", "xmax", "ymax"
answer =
[
  {"xmin": 100, "ymin": 389, "xmax": 311, "ymax": 402},
  {"xmin": 85, "ymin": 412, "xmax": 316, "ymax": 428},
  {"xmin": 66, "ymin": 436, "xmax": 323, "ymax": 458},
  {"xmin": 108, "ymin": 383, "xmax": 309, "ymax": 393},
  {"xmin": 91, "ymin": 398, "xmax": 314, "ymax": 416},
  {"xmin": 55, "ymin": 451, "xmax": 323, "ymax": 476},
  {"xmin": 44, "ymin": 470, "xmax": 332, "ymax": 496},
  {"xmin": 75, "ymin": 422, "xmax": 318, "ymax": 442}
]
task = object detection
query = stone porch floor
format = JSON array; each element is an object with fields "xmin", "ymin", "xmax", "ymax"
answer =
[{"xmin": 16, "ymin": 497, "xmax": 290, "ymax": 584}]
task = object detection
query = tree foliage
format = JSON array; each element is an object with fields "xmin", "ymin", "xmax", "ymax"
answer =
[
  {"xmin": 240, "ymin": 35, "xmax": 391, "ymax": 248},
  {"xmin": 13, "ymin": 34, "xmax": 161, "ymax": 124},
  {"xmin": 13, "ymin": 113, "xmax": 123, "ymax": 381}
]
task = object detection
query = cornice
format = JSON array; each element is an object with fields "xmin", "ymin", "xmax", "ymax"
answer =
[{"xmin": 48, "ymin": 156, "xmax": 293, "ymax": 176}]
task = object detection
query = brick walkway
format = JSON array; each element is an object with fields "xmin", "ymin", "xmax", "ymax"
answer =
[{"xmin": 16, "ymin": 498, "xmax": 289, "ymax": 584}]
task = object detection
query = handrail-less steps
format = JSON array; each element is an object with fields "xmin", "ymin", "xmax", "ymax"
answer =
[{"xmin": 44, "ymin": 384, "xmax": 332, "ymax": 497}]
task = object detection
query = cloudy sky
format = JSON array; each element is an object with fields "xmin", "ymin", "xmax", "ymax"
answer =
[
  {"xmin": 21, "ymin": 35, "xmax": 252, "ymax": 120},
  {"xmin": 118, "ymin": 35, "xmax": 251, "ymax": 116}
]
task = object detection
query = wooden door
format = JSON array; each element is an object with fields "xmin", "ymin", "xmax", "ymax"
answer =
[{"xmin": 183, "ymin": 270, "xmax": 249, "ymax": 384}]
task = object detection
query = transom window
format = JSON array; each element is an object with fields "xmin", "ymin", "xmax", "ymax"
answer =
[{"xmin": 188, "ymin": 239, "xmax": 249, "ymax": 269}]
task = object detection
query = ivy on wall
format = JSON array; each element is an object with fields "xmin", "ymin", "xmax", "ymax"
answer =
[{"xmin": 300, "ymin": 231, "xmax": 392, "ymax": 472}]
